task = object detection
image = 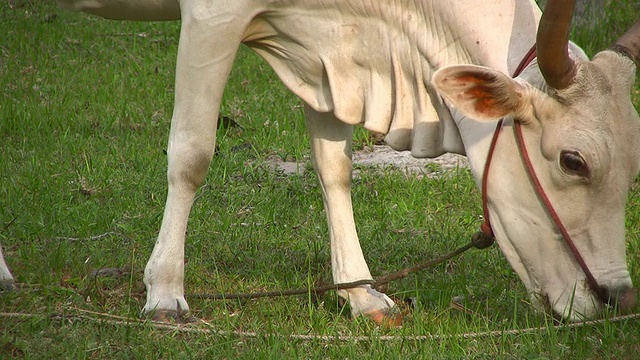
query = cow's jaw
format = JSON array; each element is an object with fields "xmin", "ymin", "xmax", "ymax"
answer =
[{"xmin": 487, "ymin": 201, "xmax": 599, "ymax": 321}]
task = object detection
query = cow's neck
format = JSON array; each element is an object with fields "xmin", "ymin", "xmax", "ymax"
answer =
[
  {"xmin": 428, "ymin": 1, "xmax": 541, "ymax": 76},
  {"xmin": 454, "ymin": 111, "xmax": 517, "ymax": 187},
  {"xmin": 425, "ymin": 0, "xmax": 542, "ymax": 166}
]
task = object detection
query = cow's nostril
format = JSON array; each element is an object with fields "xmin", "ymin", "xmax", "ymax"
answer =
[{"xmin": 603, "ymin": 286, "xmax": 637, "ymax": 312}]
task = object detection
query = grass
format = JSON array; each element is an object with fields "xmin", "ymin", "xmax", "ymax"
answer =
[{"xmin": 1, "ymin": 1, "xmax": 640, "ymax": 358}]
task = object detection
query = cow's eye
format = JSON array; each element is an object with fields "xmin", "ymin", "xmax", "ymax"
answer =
[{"xmin": 560, "ymin": 150, "xmax": 589, "ymax": 177}]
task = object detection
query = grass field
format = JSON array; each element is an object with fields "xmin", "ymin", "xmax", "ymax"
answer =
[{"xmin": 1, "ymin": 1, "xmax": 640, "ymax": 359}]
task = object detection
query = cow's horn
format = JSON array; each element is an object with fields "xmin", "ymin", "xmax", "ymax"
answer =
[
  {"xmin": 611, "ymin": 20, "xmax": 640, "ymax": 67},
  {"xmin": 536, "ymin": 0, "xmax": 577, "ymax": 90}
]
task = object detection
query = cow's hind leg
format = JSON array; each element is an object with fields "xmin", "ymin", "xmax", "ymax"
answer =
[
  {"xmin": 305, "ymin": 106, "xmax": 397, "ymax": 324},
  {"xmin": 142, "ymin": 7, "xmax": 246, "ymax": 321}
]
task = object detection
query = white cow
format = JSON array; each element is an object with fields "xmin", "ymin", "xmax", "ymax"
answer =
[{"xmin": 2, "ymin": 0, "xmax": 639, "ymax": 323}]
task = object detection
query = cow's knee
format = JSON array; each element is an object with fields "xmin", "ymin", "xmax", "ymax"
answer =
[{"xmin": 167, "ymin": 143, "xmax": 214, "ymax": 190}]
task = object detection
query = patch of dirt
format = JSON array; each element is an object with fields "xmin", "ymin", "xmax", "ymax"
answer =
[{"xmin": 264, "ymin": 145, "xmax": 468, "ymax": 177}]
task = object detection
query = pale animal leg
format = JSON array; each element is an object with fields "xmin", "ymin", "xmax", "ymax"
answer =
[
  {"xmin": 0, "ymin": 243, "xmax": 16, "ymax": 291},
  {"xmin": 305, "ymin": 106, "xmax": 395, "ymax": 319},
  {"xmin": 142, "ymin": 8, "xmax": 245, "ymax": 319}
]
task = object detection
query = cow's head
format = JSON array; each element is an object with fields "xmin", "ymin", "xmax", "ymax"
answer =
[{"xmin": 433, "ymin": 1, "xmax": 640, "ymax": 321}]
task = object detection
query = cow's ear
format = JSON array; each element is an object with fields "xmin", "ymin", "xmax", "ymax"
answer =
[{"xmin": 433, "ymin": 65, "xmax": 529, "ymax": 121}]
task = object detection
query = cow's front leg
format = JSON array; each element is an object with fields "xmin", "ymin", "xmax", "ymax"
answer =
[
  {"xmin": 305, "ymin": 106, "xmax": 396, "ymax": 323},
  {"xmin": 142, "ymin": 7, "xmax": 245, "ymax": 320}
]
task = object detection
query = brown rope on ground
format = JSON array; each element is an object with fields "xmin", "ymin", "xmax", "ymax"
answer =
[{"xmin": 187, "ymin": 231, "xmax": 494, "ymax": 301}]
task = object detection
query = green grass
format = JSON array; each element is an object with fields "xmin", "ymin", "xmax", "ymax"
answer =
[{"xmin": 1, "ymin": 1, "xmax": 640, "ymax": 359}]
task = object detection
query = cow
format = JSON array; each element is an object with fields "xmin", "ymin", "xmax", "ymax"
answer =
[{"xmin": 1, "ymin": 0, "xmax": 639, "ymax": 324}]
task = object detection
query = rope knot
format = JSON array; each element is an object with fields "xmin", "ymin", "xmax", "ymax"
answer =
[{"xmin": 471, "ymin": 230, "xmax": 495, "ymax": 249}]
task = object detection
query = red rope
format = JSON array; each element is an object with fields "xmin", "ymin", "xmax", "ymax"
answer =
[
  {"xmin": 513, "ymin": 46, "xmax": 538, "ymax": 78},
  {"xmin": 512, "ymin": 122, "xmax": 606, "ymax": 300},
  {"xmin": 479, "ymin": 119, "xmax": 503, "ymax": 238},
  {"xmin": 480, "ymin": 44, "xmax": 607, "ymax": 302},
  {"xmin": 479, "ymin": 45, "xmax": 536, "ymax": 237}
]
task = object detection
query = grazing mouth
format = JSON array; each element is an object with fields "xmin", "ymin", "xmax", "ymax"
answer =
[
  {"xmin": 529, "ymin": 286, "xmax": 598, "ymax": 323},
  {"xmin": 537, "ymin": 283, "xmax": 638, "ymax": 323}
]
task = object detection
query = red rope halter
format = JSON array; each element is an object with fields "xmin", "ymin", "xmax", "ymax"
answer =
[{"xmin": 478, "ymin": 45, "xmax": 608, "ymax": 303}]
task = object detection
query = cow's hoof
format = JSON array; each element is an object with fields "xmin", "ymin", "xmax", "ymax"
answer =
[
  {"xmin": 363, "ymin": 307, "xmax": 406, "ymax": 328},
  {"xmin": 0, "ymin": 279, "xmax": 17, "ymax": 292}
]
